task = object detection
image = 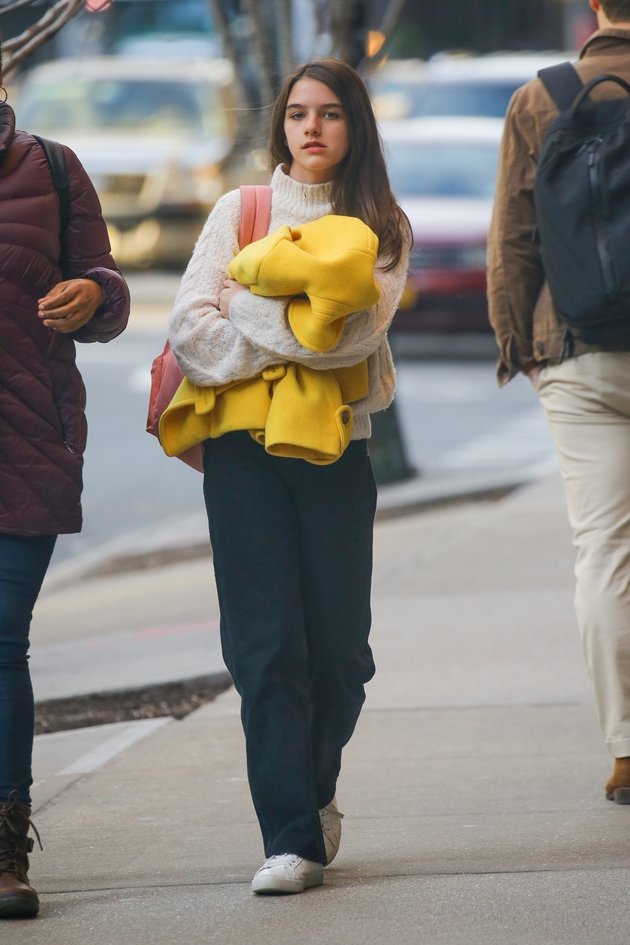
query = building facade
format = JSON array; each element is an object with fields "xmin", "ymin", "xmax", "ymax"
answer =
[{"xmin": 389, "ymin": 1, "xmax": 597, "ymax": 58}]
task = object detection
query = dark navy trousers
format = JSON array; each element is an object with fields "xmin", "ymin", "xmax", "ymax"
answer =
[
  {"xmin": 0, "ymin": 533, "xmax": 56, "ymax": 803},
  {"xmin": 203, "ymin": 433, "xmax": 377, "ymax": 863}
]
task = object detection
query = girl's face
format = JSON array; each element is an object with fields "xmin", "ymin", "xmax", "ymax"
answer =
[{"xmin": 283, "ymin": 77, "xmax": 350, "ymax": 184}]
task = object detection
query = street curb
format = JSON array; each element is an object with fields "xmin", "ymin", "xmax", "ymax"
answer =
[
  {"xmin": 32, "ymin": 471, "xmax": 540, "ymax": 734},
  {"xmin": 43, "ymin": 471, "xmax": 529, "ymax": 592},
  {"xmin": 34, "ymin": 670, "xmax": 233, "ymax": 733}
]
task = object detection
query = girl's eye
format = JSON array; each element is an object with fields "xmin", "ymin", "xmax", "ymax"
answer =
[
  {"xmin": 324, "ymin": 111, "xmax": 341, "ymax": 120},
  {"xmin": 288, "ymin": 111, "xmax": 304, "ymax": 120}
]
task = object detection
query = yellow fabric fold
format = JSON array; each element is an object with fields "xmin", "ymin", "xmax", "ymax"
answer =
[
  {"xmin": 161, "ymin": 215, "xmax": 377, "ymax": 464},
  {"xmin": 159, "ymin": 374, "xmax": 273, "ymax": 457},
  {"xmin": 228, "ymin": 215, "xmax": 380, "ymax": 351},
  {"xmin": 264, "ymin": 364, "xmax": 353, "ymax": 465},
  {"xmin": 158, "ymin": 359, "xmax": 369, "ymax": 465},
  {"xmin": 335, "ymin": 360, "xmax": 369, "ymax": 404}
]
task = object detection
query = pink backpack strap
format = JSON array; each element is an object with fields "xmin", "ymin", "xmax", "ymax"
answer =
[
  {"xmin": 147, "ymin": 184, "xmax": 272, "ymax": 473},
  {"xmin": 238, "ymin": 185, "xmax": 272, "ymax": 249}
]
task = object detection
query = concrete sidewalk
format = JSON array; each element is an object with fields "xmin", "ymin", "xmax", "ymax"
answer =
[
  {"xmin": 31, "ymin": 466, "xmax": 526, "ymax": 704},
  {"xmin": 11, "ymin": 472, "xmax": 630, "ymax": 944}
]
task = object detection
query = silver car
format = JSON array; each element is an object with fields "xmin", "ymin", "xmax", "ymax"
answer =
[
  {"xmin": 15, "ymin": 56, "xmax": 266, "ymax": 268},
  {"xmin": 369, "ymin": 51, "xmax": 573, "ymax": 121}
]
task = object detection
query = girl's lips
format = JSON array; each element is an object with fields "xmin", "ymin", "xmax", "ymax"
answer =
[{"xmin": 303, "ymin": 143, "xmax": 326, "ymax": 150}]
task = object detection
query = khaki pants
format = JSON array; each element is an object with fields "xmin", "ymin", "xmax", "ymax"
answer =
[{"xmin": 537, "ymin": 352, "xmax": 630, "ymax": 758}]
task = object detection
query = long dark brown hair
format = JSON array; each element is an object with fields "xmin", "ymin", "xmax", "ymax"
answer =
[{"xmin": 269, "ymin": 58, "xmax": 411, "ymax": 270}]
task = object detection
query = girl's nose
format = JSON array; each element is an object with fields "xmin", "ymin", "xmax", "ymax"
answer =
[{"xmin": 304, "ymin": 112, "xmax": 321, "ymax": 136}]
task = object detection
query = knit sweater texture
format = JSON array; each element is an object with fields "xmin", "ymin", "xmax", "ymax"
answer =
[{"xmin": 168, "ymin": 165, "xmax": 409, "ymax": 440}]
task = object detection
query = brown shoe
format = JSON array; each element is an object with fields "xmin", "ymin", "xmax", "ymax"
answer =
[
  {"xmin": 0, "ymin": 792, "xmax": 42, "ymax": 918},
  {"xmin": 605, "ymin": 757, "xmax": 630, "ymax": 805}
]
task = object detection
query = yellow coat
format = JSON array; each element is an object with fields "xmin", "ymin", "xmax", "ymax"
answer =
[
  {"xmin": 159, "ymin": 360, "xmax": 369, "ymax": 465},
  {"xmin": 228, "ymin": 214, "xmax": 380, "ymax": 352},
  {"xmin": 161, "ymin": 216, "xmax": 378, "ymax": 464}
]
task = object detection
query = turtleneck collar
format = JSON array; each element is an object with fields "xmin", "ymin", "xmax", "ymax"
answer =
[
  {"xmin": 0, "ymin": 103, "xmax": 16, "ymax": 160},
  {"xmin": 271, "ymin": 163, "xmax": 333, "ymax": 208}
]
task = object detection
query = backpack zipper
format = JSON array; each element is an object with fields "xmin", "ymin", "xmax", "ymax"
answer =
[{"xmin": 588, "ymin": 137, "xmax": 617, "ymax": 302}]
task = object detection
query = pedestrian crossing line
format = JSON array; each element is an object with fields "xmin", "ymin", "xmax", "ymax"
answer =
[{"xmin": 439, "ymin": 408, "xmax": 555, "ymax": 470}]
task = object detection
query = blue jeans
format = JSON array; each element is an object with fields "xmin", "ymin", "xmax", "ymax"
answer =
[
  {"xmin": 203, "ymin": 433, "xmax": 377, "ymax": 863},
  {"xmin": 0, "ymin": 534, "xmax": 56, "ymax": 804}
]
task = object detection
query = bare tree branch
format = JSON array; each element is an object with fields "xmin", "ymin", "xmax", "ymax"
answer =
[
  {"xmin": 275, "ymin": 0, "xmax": 294, "ymax": 78},
  {"xmin": 330, "ymin": 0, "xmax": 366, "ymax": 66},
  {"xmin": 0, "ymin": 0, "xmax": 41, "ymax": 17},
  {"xmin": 206, "ymin": 0, "xmax": 236, "ymax": 66},
  {"xmin": 240, "ymin": 0, "xmax": 276, "ymax": 104},
  {"xmin": 3, "ymin": 0, "xmax": 85, "ymax": 76},
  {"xmin": 378, "ymin": 0, "xmax": 406, "ymax": 37},
  {"xmin": 207, "ymin": 1, "xmax": 390, "ymax": 148},
  {"xmin": 206, "ymin": 0, "xmax": 255, "ymax": 112}
]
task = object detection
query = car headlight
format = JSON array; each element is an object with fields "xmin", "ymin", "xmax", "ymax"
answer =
[
  {"xmin": 150, "ymin": 160, "xmax": 223, "ymax": 208},
  {"xmin": 190, "ymin": 165, "xmax": 224, "ymax": 205}
]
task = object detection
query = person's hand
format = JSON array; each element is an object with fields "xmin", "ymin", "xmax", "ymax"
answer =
[
  {"xmin": 38, "ymin": 279, "xmax": 104, "ymax": 333},
  {"xmin": 526, "ymin": 364, "xmax": 543, "ymax": 390},
  {"xmin": 218, "ymin": 279, "xmax": 246, "ymax": 319}
]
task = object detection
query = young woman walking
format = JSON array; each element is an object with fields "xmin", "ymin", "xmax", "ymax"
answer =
[
  {"xmin": 0, "ymin": 45, "xmax": 130, "ymax": 918},
  {"xmin": 169, "ymin": 57, "xmax": 410, "ymax": 894}
]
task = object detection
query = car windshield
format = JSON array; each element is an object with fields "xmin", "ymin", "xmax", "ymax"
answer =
[
  {"xmin": 375, "ymin": 79, "xmax": 521, "ymax": 119},
  {"xmin": 385, "ymin": 139, "xmax": 499, "ymax": 199},
  {"xmin": 16, "ymin": 77, "xmax": 226, "ymax": 136}
]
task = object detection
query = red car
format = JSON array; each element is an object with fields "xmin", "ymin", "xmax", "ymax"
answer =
[{"xmin": 381, "ymin": 117, "xmax": 503, "ymax": 333}]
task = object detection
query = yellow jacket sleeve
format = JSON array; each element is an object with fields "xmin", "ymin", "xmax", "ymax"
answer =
[{"xmin": 228, "ymin": 215, "xmax": 381, "ymax": 351}]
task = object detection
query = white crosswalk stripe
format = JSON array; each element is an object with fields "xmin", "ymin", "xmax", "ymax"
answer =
[{"xmin": 439, "ymin": 408, "xmax": 557, "ymax": 472}]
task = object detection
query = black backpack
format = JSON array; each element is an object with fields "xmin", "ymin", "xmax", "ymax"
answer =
[
  {"xmin": 534, "ymin": 62, "xmax": 630, "ymax": 346},
  {"xmin": 32, "ymin": 134, "xmax": 70, "ymax": 233}
]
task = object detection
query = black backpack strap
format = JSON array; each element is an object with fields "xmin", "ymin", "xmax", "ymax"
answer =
[
  {"xmin": 32, "ymin": 134, "xmax": 70, "ymax": 232},
  {"xmin": 538, "ymin": 61, "xmax": 584, "ymax": 111}
]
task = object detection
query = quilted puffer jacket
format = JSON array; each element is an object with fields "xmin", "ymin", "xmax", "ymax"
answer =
[{"xmin": 0, "ymin": 104, "xmax": 130, "ymax": 536}]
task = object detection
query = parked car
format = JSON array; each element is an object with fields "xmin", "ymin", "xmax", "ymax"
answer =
[
  {"xmin": 370, "ymin": 51, "xmax": 573, "ymax": 120},
  {"xmin": 382, "ymin": 117, "xmax": 504, "ymax": 333},
  {"xmin": 14, "ymin": 57, "xmax": 267, "ymax": 268}
]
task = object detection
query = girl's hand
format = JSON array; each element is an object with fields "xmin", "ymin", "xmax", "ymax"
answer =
[
  {"xmin": 218, "ymin": 279, "xmax": 246, "ymax": 319},
  {"xmin": 38, "ymin": 279, "xmax": 104, "ymax": 333}
]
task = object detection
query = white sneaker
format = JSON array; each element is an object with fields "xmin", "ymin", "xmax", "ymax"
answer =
[
  {"xmin": 319, "ymin": 796, "xmax": 344, "ymax": 865},
  {"xmin": 251, "ymin": 854, "xmax": 324, "ymax": 894}
]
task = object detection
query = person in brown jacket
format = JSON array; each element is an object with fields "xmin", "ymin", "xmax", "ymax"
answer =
[
  {"xmin": 487, "ymin": 0, "xmax": 630, "ymax": 805},
  {"xmin": 0, "ymin": 45, "xmax": 130, "ymax": 918}
]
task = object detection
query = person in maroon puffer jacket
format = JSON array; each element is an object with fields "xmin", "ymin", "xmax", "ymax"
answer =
[{"xmin": 0, "ymin": 46, "xmax": 130, "ymax": 920}]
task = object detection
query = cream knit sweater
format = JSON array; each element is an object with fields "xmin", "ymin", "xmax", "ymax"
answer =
[{"xmin": 168, "ymin": 164, "xmax": 409, "ymax": 440}]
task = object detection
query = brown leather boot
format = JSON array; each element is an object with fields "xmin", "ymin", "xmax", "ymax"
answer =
[
  {"xmin": 0, "ymin": 792, "xmax": 42, "ymax": 918},
  {"xmin": 605, "ymin": 757, "xmax": 630, "ymax": 804}
]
